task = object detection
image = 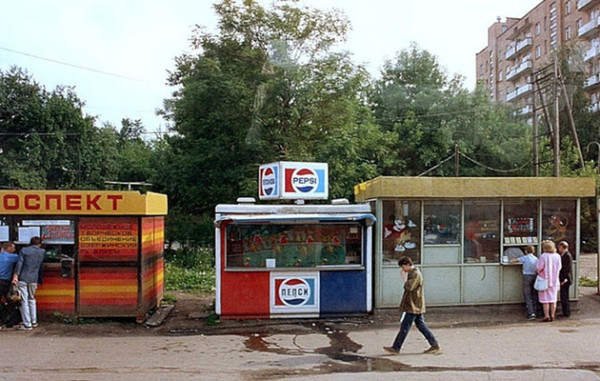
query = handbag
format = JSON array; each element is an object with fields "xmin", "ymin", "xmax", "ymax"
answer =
[
  {"xmin": 7, "ymin": 283, "xmax": 21, "ymax": 303},
  {"xmin": 534, "ymin": 275, "xmax": 548, "ymax": 291}
]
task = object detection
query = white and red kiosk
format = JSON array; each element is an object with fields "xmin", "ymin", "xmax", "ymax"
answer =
[{"xmin": 215, "ymin": 162, "xmax": 375, "ymax": 319}]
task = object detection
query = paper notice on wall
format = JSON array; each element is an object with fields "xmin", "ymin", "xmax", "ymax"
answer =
[
  {"xmin": 18, "ymin": 227, "xmax": 40, "ymax": 244},
  {"xmin": 0, "ymin": 226, "xmax": 9, "ymax": 241}
]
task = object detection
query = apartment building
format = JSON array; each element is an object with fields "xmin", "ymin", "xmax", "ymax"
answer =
[{"xmin": 476, "ymin": 0, "xmax": 600, "ymax": 116}]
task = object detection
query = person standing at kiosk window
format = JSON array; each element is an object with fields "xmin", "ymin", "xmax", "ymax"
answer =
[
  {"xmin": 536, "ymin": 240, "xmax": 561, "ymax": 322},
  {"xmin": 557, "ymin": 241, "xmax": 573, "ymax": 318},
  {"xmin": 384, "ymin": 256, "xmax": 440, "ymax": 355},
  {"xmin": 510, "ymin": 245, "xmax": 539, "ymax": 320},
  {"xmin": 12, "ymin": 236, "xmax": 45, "ymax": 331}
]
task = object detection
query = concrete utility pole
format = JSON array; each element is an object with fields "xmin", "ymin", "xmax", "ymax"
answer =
[{"xmin": 553, "ymin": 56, "xmax": 560, "ymax": 177}]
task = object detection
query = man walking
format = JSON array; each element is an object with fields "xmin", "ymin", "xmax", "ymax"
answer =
[
  {"xmin": 384, "ymin": 256, "xmax": 440, "ymax": 355},
  {"xmin": 557, "ymin": 241, "xmax": 573, "ymax": 318},
  {"xmin": 0, "ymin": 241, "xmax": 20, "ymax": 327},
  {"xmin": 12, "ymin": 236, "xmax": 45, "ymax": 331}
]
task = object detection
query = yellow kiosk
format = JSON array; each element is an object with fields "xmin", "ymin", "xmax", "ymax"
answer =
[{"xmin": 0, "ymin": 190, "xmax": 167, "ymax": 321}]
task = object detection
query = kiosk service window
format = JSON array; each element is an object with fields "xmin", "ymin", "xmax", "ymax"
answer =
[{"xmin": 225, "ymin": 223, "xmax": 363, "ymax": 268}]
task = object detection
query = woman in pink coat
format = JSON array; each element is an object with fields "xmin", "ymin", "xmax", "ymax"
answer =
[{"xmin": 536, "ymin": 240, "xmax": 562, "ymax": 322}]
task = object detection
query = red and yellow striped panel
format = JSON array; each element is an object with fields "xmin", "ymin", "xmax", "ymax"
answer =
[
  {"xmin": 140, "ymin": 217, "xmax": 165, "ymax": 313},
  {"xmin": 78, "ymin": 217, "xmax": 139, "ymax": 262},
  {"xmin": 37, "ymin": 265, "xmax": 75, "ymax": 314},
  {"xmin": 78, "ymin": 266, "xmax": 138, "ymax": 316}
]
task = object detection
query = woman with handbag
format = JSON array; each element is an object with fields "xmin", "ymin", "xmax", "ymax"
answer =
[{"xmin": 536, "ymin": 240, "xmax": 562, "ymax": 322}]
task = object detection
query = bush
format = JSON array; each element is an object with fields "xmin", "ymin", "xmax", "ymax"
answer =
[{"xmin": 164, "ymin": 247, "xmax": 215, "ymax": 292}]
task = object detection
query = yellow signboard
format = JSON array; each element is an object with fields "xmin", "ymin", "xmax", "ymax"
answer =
[{"xmin": 0, "ymin": 191, "xmax": 167, "ymax": 216}]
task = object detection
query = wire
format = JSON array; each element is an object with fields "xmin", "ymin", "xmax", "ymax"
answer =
[
  {"xmin": 460, "ymin": 152, "xmax": 531, "ymax": 173},
  {"xmin": 416, "ymin": 153, "xmax": 456, "ymax": 177},
  {"xmin": 0, "ymin": 46, "xmax": 160, "ymax": 85}
]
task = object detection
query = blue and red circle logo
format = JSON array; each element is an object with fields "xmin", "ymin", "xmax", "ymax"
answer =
[
  {"xmin": 262, "ymin": 167, "xmax": 277, "ymax": 196},
  {"xmin": 279, "ymin": 278, "xmax": 311, "ymax": 306},
  {"xmin": 291, "ymin": 168, "xmax": 318, "ymax": 193}
]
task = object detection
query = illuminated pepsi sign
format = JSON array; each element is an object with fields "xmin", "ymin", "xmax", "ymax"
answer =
[{"xmin": 258, "ymin": 162, "xmax": 328, "ymax": 200}]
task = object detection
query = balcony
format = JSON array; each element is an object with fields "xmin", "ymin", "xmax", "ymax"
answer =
[
  {"xmin": 578, "ymin": 0, "xmax": 600, "ymax": 11},
  {"xmin": 589, "ymin": 102, "xmax": 600, "ymax": 112},
  {"xmin": 506, "ymin": 59, "xmax": 533, "ymax": 82},
  {"xmin": 584, "ymin": 44, "xmax": 600, "ymax": 61},
  {"xmin": 516, "ymin": 38, "xmax": 533, "ymax": 53},
  {"xmin": 578, "ymin": 17, "xmax": 600, "ymax": 39},
  {"xmin": 585, "ymin": 73, "xmax": 600, "ymax": 89},
  {"xmin": 518, "ymin": 105, "xmax": 533, "ymax": 116},
  {"xmin": 505, "ymin": 44, "xmax": 517, "ymax": 60},
  {"xmin": 506, "ymin": 84, "xmax": 533, "ymax": 102}
]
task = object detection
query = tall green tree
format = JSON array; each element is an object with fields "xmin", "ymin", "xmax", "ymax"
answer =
[
  {"xmin": 370, "ymin": 43, "xmax": 532, "ymax": 176},
  {"xmin": 0, "ymin": 66, "xmax": 119, "ymax": 189},
  {"xmin": 159, "ymin": 0, "xmax": 389, "ymax": 216}
]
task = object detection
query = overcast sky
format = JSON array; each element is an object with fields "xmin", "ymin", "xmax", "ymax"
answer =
[{"xmin": 0, "ymin": 0, "xmax": 541, "ymax": 134}]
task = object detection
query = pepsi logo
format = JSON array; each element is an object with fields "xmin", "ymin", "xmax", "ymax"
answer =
[
  {"xmin": 279, "ymin": 278, "xmax": 311, "ymax": 306},
  {"xmin": 262, "ymin": 167, "xmax": 277, "ymax": 196},
  {"xmin": 291, "ymin": 168, "xmax": 318, "ymax": 193}
]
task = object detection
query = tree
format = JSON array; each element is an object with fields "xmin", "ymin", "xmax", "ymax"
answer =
[
  {"xmin": 159, "ymin": 0, "xmax": 389, "ymax": 214},
  {"xmin": 370, "ymin": 43, "xmax": 532, "ymax": 176},
  {"xmin": 0, "ymin": 66, "xmax": 120, "ymax": 189}
]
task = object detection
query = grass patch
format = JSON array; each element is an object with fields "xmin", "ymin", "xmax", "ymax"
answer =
[
  {"xmin": 164, "ymin": 247, "xmax": 215, "ymax": 292},
  {"xmin": 579, "ymin": 276, "xmax": 598, "ymax": 288},
  {"xmin": 161, "ymin": 293, "xmax": 177, "ymax": 305}
]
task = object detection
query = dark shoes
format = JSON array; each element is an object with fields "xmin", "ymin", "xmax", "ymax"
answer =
[
  {"xmin": 383, "ymin": 346, "xmax": 399, "ymax": 355},
  {"xmin": 527, "ymin": 314, "xmax": 536, "ymax": 320},
  {"xmin": 423, "ymin": 345, "xmax": 441, "ymax": 354}
]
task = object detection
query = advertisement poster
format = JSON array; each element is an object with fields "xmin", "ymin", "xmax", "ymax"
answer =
[
  {"xmin": 78, "ymin": 217, "xmax": 138, "ymax": 262},
  {"xmin": 270, "ymin": 272, "xmax": 319, "ymax": 316}
]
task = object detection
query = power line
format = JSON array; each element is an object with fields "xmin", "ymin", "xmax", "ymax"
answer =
[{"xmin": 0, "ymin": 46, "xmax": 160, "ymax": 85}]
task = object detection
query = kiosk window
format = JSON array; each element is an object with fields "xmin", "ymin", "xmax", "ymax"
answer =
[
  {"xmin": 464, "ymin": 201, "xmax": 500, "ymax": 263},
  {"xmin": 542, "ymin": 200, "xmax": 576, "ymax": 259},
  {"xmin": 226, "ymin": 223, "xmax": 363, "ymax": 268},
  {"xmin": 423, "ymin": 202, "xmax": 461, "ymax": 245},
  {"xmin": 503, "ymin": 201, "xmax": 539, "ymax": 246},
  {"xmin": 382, "ymin": 200, "xmax": 421, "ymax": 264}
]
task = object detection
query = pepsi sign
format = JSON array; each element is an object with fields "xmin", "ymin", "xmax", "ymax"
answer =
[
  {"xmin": 258, "ymin": 164, "xmax": 279, "ymax": 199},
  {"xmin": 258, "ymin": 162, "xmax": 328, "ymax": 200},
  {"xmin": 270, "ymin": 272, "xmax": 319, "ymax": 315}
]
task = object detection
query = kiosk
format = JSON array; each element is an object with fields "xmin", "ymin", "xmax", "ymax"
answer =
[
  {"xmin": 354, "ymin": 176, "xmax": 596, "ymax": 308},
  {"xmin": 0, "ymin": 190, "xmax": 167, "ymax": 321},
  {"xmin": 215, "ymin": 162, "xmax": 375, "ymax": 319}
]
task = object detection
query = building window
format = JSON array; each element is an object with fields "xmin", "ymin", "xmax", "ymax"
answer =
[
  {"xmin": 499, "ymin": 90, "xmax": 504, "ymax": 101},
  {"xmin": 499, "ymin": 70, "xmax": 503, "ymax": 81},
  {"xmin": 577, "ymin": 18, "xmax": 583, "ymax": 30},
  {"xmin": 480, "ymin": 63, "xmax": 484, "ymax": 74},
  {"xmin": 535, "ymin": 22, "xmax": 541, "ymax": 35},
  {"xmin": 566, "ymin": 1, "xmax": 571, "ymax": 15},
  {"xmin": 536, "ymin": 45, "xmax": 542, "ymax": 58},
  {"xmin": 566, "ymin": 26, "xmax": 572, "ymax": 40}
]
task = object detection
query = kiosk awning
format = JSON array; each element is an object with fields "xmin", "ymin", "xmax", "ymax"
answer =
[{"xmin": 215, "ymin": 213, "xmax": 376, "ymax": 226}]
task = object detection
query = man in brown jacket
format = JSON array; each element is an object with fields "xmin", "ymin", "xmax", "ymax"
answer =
[{"xmin": 384, "ymin": 256, "xmax": 440, "ymax": 355}]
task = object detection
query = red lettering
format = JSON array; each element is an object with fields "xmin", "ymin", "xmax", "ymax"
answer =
[
  {"xmin": 24, "ymin": 194, "xmax": 41, "ymax": 210},
  {"xmin": 66, "ymin": 195, "xmax": 82, "ymax": 210},
  {"xmin": 107, "ymin": 195, "xmax": 123, "ymax": 210},
  {"xmin": 45, "ymin": 195, "xmax": 62, "ymax": 210},
  {"xmin": 3, "ymin": 195, "xmax": 19, "ymax": 210},
  {"xmin": 86, "ymin": 195, "xmax": 101, "ymax": 211}
]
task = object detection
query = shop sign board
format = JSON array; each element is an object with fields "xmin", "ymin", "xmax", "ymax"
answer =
[
  {"xmin": 270, "ymin": 272, "xmax": 319, "ymax": 316},
  {"xmin": 258, "ymin": 162, "xmax": 328, "ymax": 200}
]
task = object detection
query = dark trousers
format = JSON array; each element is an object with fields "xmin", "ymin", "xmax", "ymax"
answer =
[
  {"xmin": 560, "ymin": 284, "xmax": 571, "ymax": 317},
  {"xmin": 391, "ymin": 312, "xmax": 438, "ymax": 351},
  {"xmin": 0, "ymin": 279, "xmax": 21, "ymax": 327}
]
